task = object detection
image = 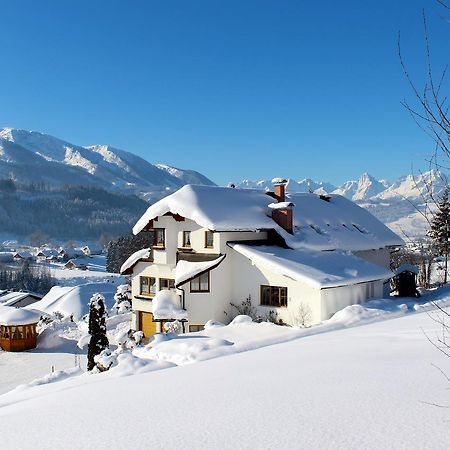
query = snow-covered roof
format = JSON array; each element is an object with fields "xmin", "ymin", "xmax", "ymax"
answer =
[
  {"xmin": 152, "ymin": 290, "xmax": 188, "ymax": 320},
  {"xmin": 229, "ymin": 244, "xmax": 393, "ymax": 289},
  {"xmin": 13, "ymin": 251, "xmax": 33, "ymax": 258},
  {"xmin": 281, "ymin": 193, "xmax": 404, "ymax": 251},
  {"xmin": 36, "ymin": 249, "xmax": 58, "ymax": 257},
  {"xmin": 132, "ymin": 185, "xmax": 403, "ymax": 251},
  {"xmin": 26, "ymin": 283, "xmax": 117, "ymax": 321},
  {"xmin": 395, "ymin": 263, "xmax": 419, "ymax": 275},
  {"xmin": 133, "ymin": 185, "xmax": 275, "ymax": 234},
  {"xmin": 175, "ymin": 254, "xmax": 226, "ymax": 287},
  {"xmin": 120, "ymin": 248, "xmax": 151, "ymax": 274},
  {"xmin": 0, "ymin": 306, "xmax": 41, "ymax": 326},
  {"xmin": 0, "ymin": 291, "xmax": 42, "ymax": 306}
]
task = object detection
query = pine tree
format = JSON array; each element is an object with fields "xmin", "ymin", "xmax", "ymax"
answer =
[
  {"xmin": 87, "ymin": 293, "xmax": 109, "ymax": 371},
  {"xmin": 428, "ymin": 188, "xmax": 450, "ymax": 284}
]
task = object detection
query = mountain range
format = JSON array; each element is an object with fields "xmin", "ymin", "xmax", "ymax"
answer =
[
  {"xmin": 0, "ymin": 128, "xmax": 215, "ymax": 202},
  {"xmin": 233, "ymin": 171, "xmax": 446, "ymax": 203}
]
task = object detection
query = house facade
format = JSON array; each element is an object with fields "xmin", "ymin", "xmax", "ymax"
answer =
[{"xmin": 123, "ymin": 181, "xmax": 403, "ymax": 337}]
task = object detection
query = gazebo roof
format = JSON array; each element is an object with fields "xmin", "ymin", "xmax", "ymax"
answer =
[{"xmin": 0, "ymin": 306, "xmax": 41, "ymax": 326}]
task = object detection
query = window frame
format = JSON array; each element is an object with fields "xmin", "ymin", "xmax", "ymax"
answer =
[
  {"xmin": 190, "ymin": 271, "xmax": 210, "ymax": 293},
  {"xmin": 204, "ymin": 230, "xmax": 214, "ymax": 248},
  {"xmin": 260, "ymin": 285, "xmax": 288, "ymax": 307},
  {"xmin": 140, "ymin": 276, "xmax": 157, "ymax": 297},
  {"xmin": 153, "ymin": 228, "xmax": 165, "ymax": 249},
  {"xmin": 189, "ymin": 324, "xmax": 204, "ymax": 332},
  {"xmin": 159, "ymin": 278, "xmax": 175, "ymax": 290},
  {"xmin": 182, "ymin": 230, "xmax": 192, "ymax": 248}
]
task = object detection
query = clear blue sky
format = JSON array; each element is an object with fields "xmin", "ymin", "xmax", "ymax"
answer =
[{"xmin": 0, "ymin": 0, "xmax": 448, "ymax": 186}]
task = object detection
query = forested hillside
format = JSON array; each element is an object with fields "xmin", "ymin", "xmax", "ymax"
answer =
[{"xmin": 0, "ymin": 180, "xmax": 147, "ymax": 241}]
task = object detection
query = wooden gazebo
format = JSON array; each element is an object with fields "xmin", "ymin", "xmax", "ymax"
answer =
[{"xmin": 0, "ymin": 306, "xmax": 41, "ymax": 352}]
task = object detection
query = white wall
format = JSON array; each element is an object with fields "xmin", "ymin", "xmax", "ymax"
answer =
[
  {"xmin": 229, "ymin": 250, "xmax": 323, "ymax": 325},
  {"xmin": 320, "ymin": 280, "xmax": 384, "ymax": 320}
]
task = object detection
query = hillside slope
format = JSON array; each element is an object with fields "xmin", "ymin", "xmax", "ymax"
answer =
[
  {"xmin": 0, "ymin": 128, "xmax": 215, "ymax": 201},
  {"xmin": 0, "ymin": 304, "xmax": 447, "ymax": 449}
]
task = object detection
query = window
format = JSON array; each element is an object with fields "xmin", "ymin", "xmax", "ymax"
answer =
[
  {"xmin": 189, "ymin": 324, "xmax": 204, "ymax": 332},
  {"xmin": 153, "ymin": 228, "xmax": 165, "ymax": 248},
  {"xmin": 260, "ymin": 285, "xmax": 288, "ymax": 307},
  {"xmin": 205, "ymin": 230, "xmax": 214, "ymax": 248},
  {"xmin": 190, "ymin": 271, "xmax": 210, "ymax": 292},
  {"xmin": 159, "ymin": 278, "xmax": 175, "ymax": 290},
  {"xmin": 140, "ymin": 276, "xmax": 157, "ymax": 296},
  {"xmin": 182, "ymin": 231, "xmax": 191, "ymax": 248}
]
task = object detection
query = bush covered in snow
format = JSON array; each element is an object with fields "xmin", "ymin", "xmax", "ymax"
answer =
[
  {"xmin": 87, "ymin": 293, "xmax": 109, "ymax": 371},
  {"xmin": 230, "ymin": 296, "xmax": 285, "ymax": 325},
  {"xmin": 111, "ymin": 284, "xmax": 132, "ymax": 315}
]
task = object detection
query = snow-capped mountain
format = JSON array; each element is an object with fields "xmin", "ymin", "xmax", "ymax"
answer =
[
  {"xmin": 0, "ymin": 128, "xmax": 215, "ymax": 201},
  {"xmin": 234, "ymin": 170, "xmax": 445, "ymax": 203},
  {"xmin": 333, "ymin": 173, "xmax": 387, "ymax": 201},
  {"xmin": 234, "ymin": 178, "xmax": 336, "ymax": 195}
]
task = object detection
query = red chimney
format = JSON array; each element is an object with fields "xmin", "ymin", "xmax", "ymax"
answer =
[{"xmin": 270, "ymin": 178, "xmax": 293, "ymax": 234}]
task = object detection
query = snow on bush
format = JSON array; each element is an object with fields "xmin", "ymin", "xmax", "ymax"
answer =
[
  {"xmin": 230, "ymin": 315, "xmax": 253, "ymax": 325},
  {"xmin": 152, "ymin": 290, "xmax": 187, "ymax": 320},
  {"xmin": 204, "ymin": 320, "xmax": 225, "ymax": 329},
  {"xmin": 94, "ymin": 349, "xmax": 117, "ymax": 372},
  {"xmin": 163, "ymin": 320, "xmax": 182, "ymax": 334},
  {"xmin": 111, "ymin": 284, "xmax": 132, "ymax": 316}
]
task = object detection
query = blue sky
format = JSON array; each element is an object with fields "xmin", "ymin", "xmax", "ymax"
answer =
[{"xmin": 0, "ymin": 0, "xmax": 448, "ymax": 186}]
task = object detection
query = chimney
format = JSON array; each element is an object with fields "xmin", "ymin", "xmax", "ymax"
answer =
[
  {"xmin": 273, "ymin": 178, "xmax": 287, "ymax": 202},
  {"xmin": 270, "ymin": 178, "xmax": 293, "ymax": 234}
]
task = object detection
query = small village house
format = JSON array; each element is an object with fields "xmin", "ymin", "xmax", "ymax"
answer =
[
  {"xmin": 0, "ymin": 291, "xmax": 43, "ymax": 308},
  {"xmin": 122, "ymin": 180, "xmax": 403, "ymax": 338}
]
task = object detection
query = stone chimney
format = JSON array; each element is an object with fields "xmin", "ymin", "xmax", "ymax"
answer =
[{"xmin": 270, "ymin": 178, "xmax": 293, "ymax": 234}]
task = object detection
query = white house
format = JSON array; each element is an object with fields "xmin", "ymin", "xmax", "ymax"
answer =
[{"xmin": 122, "ymin": 180, "xmax": 403, "ymax": 337}]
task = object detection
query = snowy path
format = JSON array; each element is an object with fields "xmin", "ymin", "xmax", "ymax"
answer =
[{"xmin": 0, "ymin": 309, "xmax": 449, "ymax": 449}]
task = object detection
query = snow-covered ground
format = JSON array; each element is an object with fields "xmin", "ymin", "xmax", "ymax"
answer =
[{"xmin": 0, "ymin": 288, "xmax": 450, "ymax": 448}]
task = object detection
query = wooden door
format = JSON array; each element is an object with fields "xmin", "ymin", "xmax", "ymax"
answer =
[{"xmin": 140, "ymin": 312, "xmax": 157, "ymax": 338}]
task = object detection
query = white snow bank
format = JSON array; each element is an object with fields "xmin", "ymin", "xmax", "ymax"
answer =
[
  {"xmin": 27, "ymin": 282, "xmax": 117, "ymax": 321},
  {"xmin": 152, "ymin": 290, "xmax": 187, "ymax": 320},
  {"xmin": 0, "ymin": 306, "xmax": 41, "ymax": 326},
  {"xmin": 230, "ymin": 244, "xmax": 393, "ymax": 288},
  {"xmin": 120, "ymin": 248, "xmax": 151, "ymax": 274},
  {"xmin": 1, "ymin": 306, "xmax": 448, "ymax": 450},
  {"xmin": 327, "ymin": 304, "xmax": 393, "ymax": 326},
  {"xmin": 175, "ymin": 254, "xmax": 226, "ymax": 287}
]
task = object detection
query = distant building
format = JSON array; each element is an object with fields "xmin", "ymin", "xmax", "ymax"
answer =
[
  {"xmin": 13, "ymin": 251, "xmax": 34, "ymax": 262},
  {"xmin": 64, "ymin": 259, "xmax": 88, "ymax": 271},
  {"xmin": 0, "ymin": 291, "xmax": 43, "ymax": 308}
]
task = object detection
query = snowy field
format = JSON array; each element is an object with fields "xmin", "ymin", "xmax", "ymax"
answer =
[{"xmin": 0, "ymin": 288, "xmax": 450, "ymax": 449}]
